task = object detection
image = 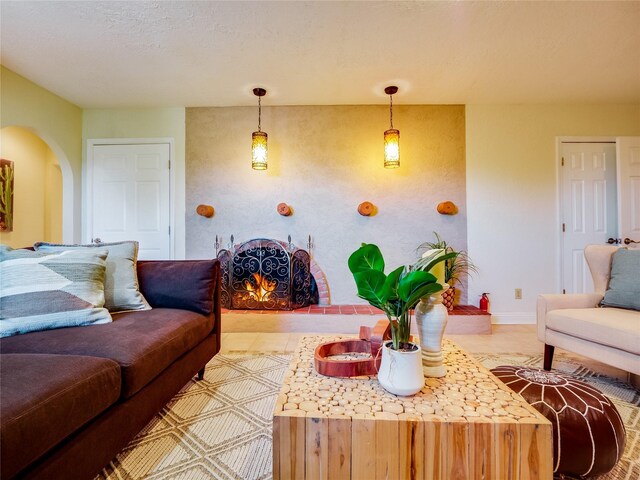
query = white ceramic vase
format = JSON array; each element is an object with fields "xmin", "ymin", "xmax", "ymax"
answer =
[
  {"xmin": 415, "ymin": 285, "xmax": 449, "ymax": 377},
  {"xmin": 377, "ymin": 341, "xmax": 425, "ymax": 396}
]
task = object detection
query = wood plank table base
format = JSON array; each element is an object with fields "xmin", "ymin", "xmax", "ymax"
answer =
[{"xmin": 273, "ymin": 336, "xmax": 552, "ymax": 480}]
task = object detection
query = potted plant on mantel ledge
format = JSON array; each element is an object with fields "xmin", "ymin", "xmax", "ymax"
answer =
[
  {"xmin": 348, "ymin": 243, "xmax": 454, "ymax": 396},
  {"xmin": 416, "ymin": 232, "xmax": 477, "ymax": 311}
]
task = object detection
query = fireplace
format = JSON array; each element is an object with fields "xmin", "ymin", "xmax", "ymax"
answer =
[{"xmin": 217, "ymin": 238, "xmax": 319, "ymax": 310}]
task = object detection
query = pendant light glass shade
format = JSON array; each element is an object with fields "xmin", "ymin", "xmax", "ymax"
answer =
[
  {"xmin": 251, "ymin": 131, "xmax": 268, "ymax": 170},
  {"xmin": 384, "ymin": 128, "xmax": 400, "ymax": 168},
  {"xmin": 251, "ymin": 87, "xmax": 268, "ymax": 170},
  {"xmin": 384, "ymin": 86, "xmax": 400, "ymax": 169}
]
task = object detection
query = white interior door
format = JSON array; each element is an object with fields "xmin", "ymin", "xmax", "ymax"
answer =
[
  {"xmin": 561, "ymin": 142, "xmax": 617, "ymax": 293},
  {"xmin": 90, "ymin": 143, "xmax": 171, "ymax": 259},
  {"xmin": 616, "ymin": 136, "xmax": 640, "ymax": 250}
]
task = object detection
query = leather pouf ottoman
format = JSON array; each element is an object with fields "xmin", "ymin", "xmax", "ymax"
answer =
[{"xmin": 491, "ymin": 366, "xmax": 625, "ymax": 477}]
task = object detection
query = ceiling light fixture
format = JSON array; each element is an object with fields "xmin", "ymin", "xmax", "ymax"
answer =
[
  {"xmin": 383, "ymin": 86, "xmax": 400, "ymax": 169},
  {"xmin": 251, "ymin": 87, "xmax": 268, "ymax": 170}
]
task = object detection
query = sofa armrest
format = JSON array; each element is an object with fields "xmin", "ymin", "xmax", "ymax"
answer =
[{"xmin": 536, "ymin": 293, "xmax": 603, "ymax": 342}]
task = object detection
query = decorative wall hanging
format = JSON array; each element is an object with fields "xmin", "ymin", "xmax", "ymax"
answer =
[
  {"xmin": 277, "ymin": 203, "xmax": 292, "ymax": 216},
  {"xmin": 0, "ymin": 159, "xmax": 14, "ymax": 232},
  {"xmin": 383, "ymin": 86, "xmax": 400, "ymax": 168},
  {"xmin": 196, "ymin": 204, "xmax": 215, "ymax": 218},
  {"xmin": 357, "ymin": 201, "xmax": 375, "ymax": 216},
  {"xmin": 437, "ymin": 201, "xmax": 458, "ymax": 215},
  {"xmin": 251, "ymin": 87, "xmax": 268, "ymax": 170}
]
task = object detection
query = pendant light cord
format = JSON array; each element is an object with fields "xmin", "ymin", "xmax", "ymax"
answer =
[
  {"xmin": 389, "ymin": 94, "xmax": 394, "ymax": 129},
  {"xmin": 258, "ymin": 96, "xmax": 262, "ymax": 132}
]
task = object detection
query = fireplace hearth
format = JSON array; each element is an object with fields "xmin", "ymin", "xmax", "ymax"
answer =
[{"xmin": 217, "ymin": 238, "xmax": 319, "ymax": 310}]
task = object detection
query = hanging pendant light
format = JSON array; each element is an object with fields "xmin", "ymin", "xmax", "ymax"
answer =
[
  {"xmin": 251, "ymin": 87, "xmax": 268, "ymax": 170},
  {"xmin": 383, "ymin": 86, "xmax": 400, "ymax": 169}
]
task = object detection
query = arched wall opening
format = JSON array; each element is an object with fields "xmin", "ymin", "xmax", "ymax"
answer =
[{"xmin": 0, "ymin": 126, "xmax": 72, "ymax": 247}]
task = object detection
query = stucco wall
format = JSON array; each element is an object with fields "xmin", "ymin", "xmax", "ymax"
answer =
[
  {"xmin": 466, "ymin": 104, "xmax": 640, "ymax": 323},
  {"xmin": 186, "ymin": 105, "xmax": 466, "ymax": 304},
  {"xmin": 0, "ymin": 66, "xmax": 82, "ymax": 242}
]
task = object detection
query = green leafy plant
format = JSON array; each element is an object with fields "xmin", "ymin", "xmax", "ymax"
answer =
[
  {"xmin": 348, "ymin": 243, "xmax": 454, "ymax": 351},
  {"xmin": 414, "ymin": 232, "xmax": 477, "ymax": 288}
]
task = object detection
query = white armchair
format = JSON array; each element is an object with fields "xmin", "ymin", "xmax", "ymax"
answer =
[{"xmin": 537, "ymin": 245, "xmax": 640, "ymax": 375}]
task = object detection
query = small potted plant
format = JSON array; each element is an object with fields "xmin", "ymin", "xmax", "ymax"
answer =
[
  {"xmin": 348, "ymin": 243, "xmax": 453, "ymax": 395},
  {"xmin": 415, "ymin": 232, "xmax": 477, "ymax": 311}
]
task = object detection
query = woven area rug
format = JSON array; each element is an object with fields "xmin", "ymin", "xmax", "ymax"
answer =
[{"xmin": 98, "ymin": 353, "xmax": 639, "ymax": 480}]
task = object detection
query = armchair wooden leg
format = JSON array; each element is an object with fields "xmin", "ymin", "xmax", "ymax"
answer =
[
  {"xmin": 543, "ymin": 344, "xmax": 555, "ymax": 371},
  {"xmin": 197, "ymin": 367, "xmax": 205, "ymax": 380}
]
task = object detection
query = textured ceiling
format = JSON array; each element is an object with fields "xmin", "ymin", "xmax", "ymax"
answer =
[{"xmin": 1, "ymin": 1, "xmax": 639, "ymax": 108}]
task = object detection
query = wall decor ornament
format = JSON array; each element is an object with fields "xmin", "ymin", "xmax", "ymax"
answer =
[
  {"xmin": 0, "ymin": 159, "xmax": 14, "ymax": 232},
  {"xmin": 357, "ymin": 201, "xmax": 375, "ymax": 216},
  {"xmin": 383, "ymin": 86, "xmax": 400, "ymax": 169},
  {"xmin": 251, "ymin": 87, "xmax": 268, "ymax": 170},
  {"xmin": 277, "ymin": 203, "xmax": 292, "ymax": 216},
  {"xmin": 196, "ymin": 204, "xmax": 214, "ymax": 218},
  {"xmin": 437, "ymin": 201, "xmax": 458, "ymax": 215}
]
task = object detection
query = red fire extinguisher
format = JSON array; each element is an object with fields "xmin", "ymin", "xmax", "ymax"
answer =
[{"xmin": 480, "ymin": 293, "xmax": 490, "ymax": 312}]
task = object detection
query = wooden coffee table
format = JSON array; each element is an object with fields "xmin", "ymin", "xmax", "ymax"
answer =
[{"xmin": 273, "ymin": 335, "xmax": 552, "ymax": 479}]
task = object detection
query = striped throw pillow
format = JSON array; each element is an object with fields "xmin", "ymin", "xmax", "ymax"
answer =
[{"xmin": 0, "ymin": 246, "xmax": 112, "ymax": 337}]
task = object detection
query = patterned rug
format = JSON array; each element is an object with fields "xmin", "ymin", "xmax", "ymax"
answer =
[{"xmin": 98, "ymin": 353, "xmax": 639, "ymax": 480}]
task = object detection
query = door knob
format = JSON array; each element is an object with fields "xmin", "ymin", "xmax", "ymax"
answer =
[
  {"xmin": 607, "ymin": 238, "xmax": 620, "ymax": 244},
  {"xmin": 623, "ymin": 238, "xmax": 639, "ymax": 245},
  {"xmin": 92, "ymin": 238, "xmax": 102, "ymax": 244}
]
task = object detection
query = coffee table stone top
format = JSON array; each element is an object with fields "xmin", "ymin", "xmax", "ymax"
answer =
[{"xmin": 274, "ymin": 335, "xmax": 543, "ymax": 423}]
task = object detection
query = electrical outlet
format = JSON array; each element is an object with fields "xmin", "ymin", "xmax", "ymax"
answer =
[{"xmin": 515, "ymin": 288, "xmax": 522, "ymax": 300}]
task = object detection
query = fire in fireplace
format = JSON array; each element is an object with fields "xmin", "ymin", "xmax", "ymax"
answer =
[{"xmin": 217, "ymin": 238, "xmax": 318, "ymax": 310}]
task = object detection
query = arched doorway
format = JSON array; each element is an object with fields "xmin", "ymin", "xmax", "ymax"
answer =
[{"xmin": 0, "ymin": 126, "xmax": 71, "ymax": 247}]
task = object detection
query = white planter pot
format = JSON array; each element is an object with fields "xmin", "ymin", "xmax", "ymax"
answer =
[
  {"xmin": 415, "ymin": 286, "xmax": 449, "ymax": 378},
  {"xmin": 377, "ymin": 341, "xmax": 425, "ymax": 396}
]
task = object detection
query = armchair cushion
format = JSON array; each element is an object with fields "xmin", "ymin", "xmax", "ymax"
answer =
[
  {"xmin": 546, "ymin": 307, "xmax": 640, "ymax": 355},
  {"xmin": 536, "ymin": 293, "xmax": 603, "ymax": 341},
  {"xmin": 601, "ymin": 249, "xmax": 640, "ymax": 311}
]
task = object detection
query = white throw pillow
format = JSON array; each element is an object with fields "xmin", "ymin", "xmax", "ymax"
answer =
[{"xmin": 34, "ymin": 241, "xmax": 151, "ymax": 312}]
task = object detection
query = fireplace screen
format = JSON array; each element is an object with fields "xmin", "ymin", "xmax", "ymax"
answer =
[{"xmin": 217, "ymin": 238, "xmax": 318, "ymax": 310}]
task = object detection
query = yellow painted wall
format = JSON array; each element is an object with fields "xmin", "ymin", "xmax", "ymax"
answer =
[
  {"xmin": 0, "ymin": 126, "xmax": 62, "ymax": 246},
  {"xmin": 0, "ymin": 66, "xmax": 82, "ymax": 242},
  {"xmin": 45, "ymin": 148, "xmax": 63, "ymax": 242},
  {"xmin": 466, "ymin": 104, "xmax": 640, "ymax": 323},
  {"xmin": 83, "ymin": 108, "xmax": 186, "ymax": 258}
]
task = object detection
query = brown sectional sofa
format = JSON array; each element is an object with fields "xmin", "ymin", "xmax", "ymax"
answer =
[{"xmin": 0, "ymin": 259, "xmax": 221, "ymax": 479}]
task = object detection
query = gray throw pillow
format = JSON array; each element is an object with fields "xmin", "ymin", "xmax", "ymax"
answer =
[
  {"xmin": 34, "ymin": 241, "xmax": 150, "ymax": 312},
  {"xmin": 0, "ymin": 246, "xmax": 112, "ymax": 337},
  {"xmin": 601, "ymin": 248, "xmax": 640, "ymax": 311}
]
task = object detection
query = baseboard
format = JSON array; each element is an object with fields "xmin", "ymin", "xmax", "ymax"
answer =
[{"xmin": 490, "ymin": 312, "xmax": 536, "ymax": 325}]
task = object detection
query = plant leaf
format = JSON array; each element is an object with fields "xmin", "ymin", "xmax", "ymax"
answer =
[
  {"xmin": 397, "ymin": 270, "xmax": 437, "ymax": 302},
  {"xmin": 348, "ymin": 244, "xmax": 385, "ymax": 273},
  {"xmin": 353, "ymin": 270, "xmax": 387, "ymax": 305},
  {"xmin": 405, "ymin": 283, "xmax": 444, "ymax": 310},
  {"xmin": 381, "ymin": 265, "xmax": 404, "ymax": 301},
  {"xmin": 414, "ymin": 251, "xmax": 458, "ymax": 274}
]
